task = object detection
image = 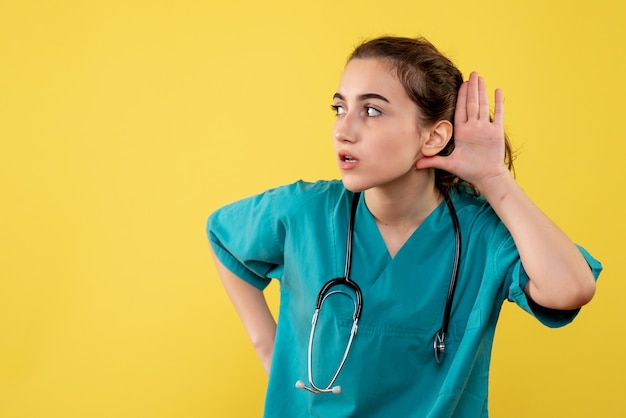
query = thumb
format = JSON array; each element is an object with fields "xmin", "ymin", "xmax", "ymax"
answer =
[{"xmin": 415, "ymin": 155, "xmax": 452, "ymax": 171}]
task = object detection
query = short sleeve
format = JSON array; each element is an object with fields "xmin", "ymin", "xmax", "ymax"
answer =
[
  {"xmin": 498, "ymin": 231, "xmax": 603, "ymax": 328},
  {"xmin": 207, "ymin": 186, "xmax": 289, "ymax": 290}
]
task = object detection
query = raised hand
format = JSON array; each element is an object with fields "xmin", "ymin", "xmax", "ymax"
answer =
[{"xmin": 417, "ymin": 71, "xmax": 509, "ymax": 192}]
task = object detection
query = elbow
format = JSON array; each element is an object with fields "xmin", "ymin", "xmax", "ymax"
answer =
[
  {"xmin": 571, "ymin": 272, "xmax": 596, "ymax": 307},
  {"xmin": 558, "ymin": 271, "xmax": 597, "ymax": 310},
  {"xmin": 527, "ymin": 269, "xmax": 597, "ymax": 310}
]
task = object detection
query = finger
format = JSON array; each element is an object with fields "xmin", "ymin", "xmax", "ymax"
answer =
[
  {"xmin": 415, "ymin": 155, "xmax": 453, "ymax": 172},
  {"xmin": 493, "ymin": 88, "xmax": 504, "ymax": 127},
  {"xmin": 478, "ymin": 76, "xmax": 490, "ymax": 121},
  {"xmin": 454, "ymin": 81, "xmax": 468, "ymax": 124},
  {"xmin": 466, "ymin": 72, "xmax": 479, "ymax": 119}
]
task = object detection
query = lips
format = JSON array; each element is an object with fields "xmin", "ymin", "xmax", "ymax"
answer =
[{"xmin": 338, "ymin": 151, "xmax": 359, "ymax": 170}]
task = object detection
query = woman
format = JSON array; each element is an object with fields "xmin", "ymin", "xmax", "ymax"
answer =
[{"xmin": 207, "ymin": 36, "xmax": 601, "ymax": 417}]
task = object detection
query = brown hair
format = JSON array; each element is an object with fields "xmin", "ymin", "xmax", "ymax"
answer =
[{"xmin": 349, "ymin": 36, "xmax": 514, "ymax": 195}]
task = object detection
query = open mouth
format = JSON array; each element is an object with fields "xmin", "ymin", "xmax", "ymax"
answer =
[{"xmin": 343, "ymin": 155, "xmax": 358, "ymax": 162}]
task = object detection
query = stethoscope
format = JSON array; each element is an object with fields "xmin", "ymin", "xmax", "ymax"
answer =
[{"xmin": 296, "ymin": 190, "xmax": 462, "ymax": 395}]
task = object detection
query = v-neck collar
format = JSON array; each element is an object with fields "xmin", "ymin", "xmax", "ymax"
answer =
[{"xmin": 357, "ymin": 192, "xmax": 448, "ymax": 261}]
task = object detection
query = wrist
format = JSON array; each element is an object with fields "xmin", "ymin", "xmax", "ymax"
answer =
[{"xmin": 474, "ymin": 170, "xmax": 517, "ymax": 203}]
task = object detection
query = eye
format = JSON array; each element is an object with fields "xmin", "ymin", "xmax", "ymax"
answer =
[
  {"xmin": 331, "ymin": 105, "xmax": 345, "ymax": 116},
  {"xmin": 366, "ymin": 106, "xmax": 381, "ymax": 117}
]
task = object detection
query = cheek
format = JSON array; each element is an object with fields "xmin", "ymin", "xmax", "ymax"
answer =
[
  {"xmin": 383, "ymin": 128, "xmax": 423, "ymax": 155},
  {"xmin": 371, "ymin": 136, "xmax": 418, "ymax": 168}
]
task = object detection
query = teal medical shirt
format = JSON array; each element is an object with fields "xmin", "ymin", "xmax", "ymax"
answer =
[{"xmin": 207, "ymin": 180, "xmax": 602, "ymax": 418}]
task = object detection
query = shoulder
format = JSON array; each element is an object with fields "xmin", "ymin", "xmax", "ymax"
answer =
[
  {"xmin": 210, "ymin": 179, "xmax": 347, "ymax": 221},
  {"xmin": 262, "ymin": 179, "xmax": 347, "ymax": 210},
  {"xmin": 451, "ymin": 186, "xmax": 510, "ymax": 243},
  {"xmin": 273, "ymin": 179, "xmax": 345, "ymax": 198},
  {"xmin": 450, "ymin": 187, "xmax": 493, "ymax": 221}
]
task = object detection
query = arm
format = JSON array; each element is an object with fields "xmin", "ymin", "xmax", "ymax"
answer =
[
  {"xmin": 476, "ymin": 171, "xmax": 595, "ymax": 310},
  {"xmin": 211, "ymin": 248, "xmax": 276, "ymax": 374},
  {"xmin": 417, "ymin": 72, "xmax": 596, "ymax": 310}
]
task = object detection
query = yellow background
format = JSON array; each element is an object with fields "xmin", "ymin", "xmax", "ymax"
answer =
[{"xmin": 1, "ymin": 0, "xmax": 624, "ymax": 416}]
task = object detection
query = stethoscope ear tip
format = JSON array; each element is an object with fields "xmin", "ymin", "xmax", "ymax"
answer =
[{"xmin": 295, "ymin": 380, "xmax": 342, "ymax": 395}]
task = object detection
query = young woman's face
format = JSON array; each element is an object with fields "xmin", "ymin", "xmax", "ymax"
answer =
[{"xmin": 332, "ymin": 58, "xmax": 430, "ymax": 192}]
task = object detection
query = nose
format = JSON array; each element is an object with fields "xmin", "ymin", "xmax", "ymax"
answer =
[{"xmin": 333, "ymin": 113, "xmax": 358, "ymax": 144}]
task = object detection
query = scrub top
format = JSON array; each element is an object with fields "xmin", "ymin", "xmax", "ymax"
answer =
[{"xmin": 207, "ymin": 180, "xmax": 602, "ymax": 418}]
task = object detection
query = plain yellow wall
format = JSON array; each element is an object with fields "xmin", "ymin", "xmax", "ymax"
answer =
[{"xmin": 1, "ymin": 0, "xmax": 624, "ymax": 417}]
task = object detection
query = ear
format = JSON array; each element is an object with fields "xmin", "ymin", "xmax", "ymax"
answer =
[{"xmin": 421, "ymin": 120, "xmax": 453, "ymax": 157}]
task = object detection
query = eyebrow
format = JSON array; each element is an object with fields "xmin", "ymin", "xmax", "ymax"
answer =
[{"xmin": 333, "ymin": 92, "xmax": 390, "ymax": 103}]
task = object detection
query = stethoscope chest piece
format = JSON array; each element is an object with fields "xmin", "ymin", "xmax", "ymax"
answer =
[{"xmin": 433, "ymin": 330, "xmax": 446, "ymax": 364}]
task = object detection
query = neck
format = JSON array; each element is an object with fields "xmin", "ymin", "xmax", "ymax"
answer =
[{"xmin": 363, "ymin": 170, "xmax": 441, "ymax": 229}]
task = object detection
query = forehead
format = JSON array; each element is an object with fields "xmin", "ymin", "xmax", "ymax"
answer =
[{"xmin": 337, "ymin": 58, "xmax": 407, "ymax": 99}]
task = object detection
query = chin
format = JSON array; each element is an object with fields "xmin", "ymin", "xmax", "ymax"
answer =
[{"xmin": 340, "ymin": 177, "xmax": 370, "ymax": 193}]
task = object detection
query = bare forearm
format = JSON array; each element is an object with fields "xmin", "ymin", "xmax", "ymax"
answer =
[
  {"xmin": 476, "ymin": 173, "xmax": 596, "ymax": 310},
  {"xmin": 211, "ymin": 250, "xmax": 276, "ymax": 374}
]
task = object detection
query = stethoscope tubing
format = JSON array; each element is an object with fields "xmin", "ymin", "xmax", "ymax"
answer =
[
  {"xmin": 434, "ymin": 191, "xmax": 462, "ymax": 363},
  {"xmin": 298, "ymin": 193, "xmax": 362, "ymax": 394},
  {"xmin": 314, "ymin": 192, "xmax": 363, "ymax": 318}
]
